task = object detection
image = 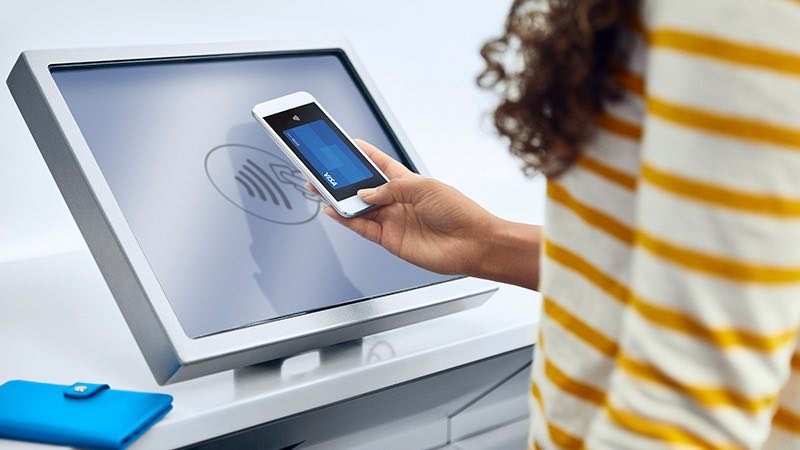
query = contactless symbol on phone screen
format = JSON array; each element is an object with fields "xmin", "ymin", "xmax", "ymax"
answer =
[{"xmin": 205, "ymin": 144, "xmax": 321, "ymax": 225}]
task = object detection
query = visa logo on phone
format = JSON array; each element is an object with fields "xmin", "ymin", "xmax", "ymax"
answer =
[{"xmin": 323, "ymin": 172, "xmax": 338, "ymax": 187}]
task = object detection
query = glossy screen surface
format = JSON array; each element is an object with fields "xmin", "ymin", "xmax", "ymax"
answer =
[{"xmin": 51, "ymin": 52, "xmax": 454, "ymax": 338}]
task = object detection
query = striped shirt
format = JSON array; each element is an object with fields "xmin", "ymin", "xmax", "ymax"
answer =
[{"xmin": 530, "ymin": 0, "xmax": 800, "ymax": 448}]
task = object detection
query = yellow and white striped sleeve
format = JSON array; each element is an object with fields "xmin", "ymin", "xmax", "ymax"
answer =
[{"xmin": 586, "ymin": 0, "xmax": 800, "ymax": 448}]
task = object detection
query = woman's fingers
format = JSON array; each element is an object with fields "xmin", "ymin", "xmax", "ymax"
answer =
[
  {"xmin": 358, "ymin": 176, "xmax": 427, "ymax": 206},
  {"xmin": 355, "ymin": 139, "xmax": 412, "ymax": 180}
]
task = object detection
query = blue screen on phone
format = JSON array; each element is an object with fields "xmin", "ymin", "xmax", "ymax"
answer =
[{"xmin": 283, "ymin": 119, "xmax": 372, "ymax": 189}]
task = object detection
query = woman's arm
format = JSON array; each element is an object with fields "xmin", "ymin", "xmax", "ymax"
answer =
[
  {"xmin": 318, "ymin": 139, "xmax": 541, "ymax": 291},
  {"xmin": 471, "ymin": 218, "xmax": 541, "ymax": 291}
]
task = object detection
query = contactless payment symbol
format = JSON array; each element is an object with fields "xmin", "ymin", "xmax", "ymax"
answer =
[
  {"xmin": 205, "ymin": 144, "xmax": 321, "ymax": 225},
  {"xmin": 234, "ymin": 159, "xmax": 292, "ymax": 208}
]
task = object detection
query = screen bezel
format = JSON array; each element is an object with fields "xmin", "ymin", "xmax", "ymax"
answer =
[{"xmin": 264, "ymin": 102, "xmax": 386, "ymax": 200}]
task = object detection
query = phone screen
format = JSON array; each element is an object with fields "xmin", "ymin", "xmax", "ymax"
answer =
[{"xmin": 264, "ymin": 102, "xmax": 385, "ymax": 200}]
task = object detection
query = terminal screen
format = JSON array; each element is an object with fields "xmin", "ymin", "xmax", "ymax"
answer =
[{"xmin": 50, "ymin": 52, "xmax": 455, "ymax": 338}]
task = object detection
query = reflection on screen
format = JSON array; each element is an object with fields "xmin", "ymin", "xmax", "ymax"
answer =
[
  {"xmin": 284, "ymin": 120, "xmax": 371, "ymax": 189},
  {"xmin": 50, "ymin": 53, "xmax": 455, "ymax": 338}
]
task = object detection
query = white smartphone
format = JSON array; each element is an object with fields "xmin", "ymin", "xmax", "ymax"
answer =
[{"xmin": 252, "ymin": 91, "xmax": 389, "ymax": 218}]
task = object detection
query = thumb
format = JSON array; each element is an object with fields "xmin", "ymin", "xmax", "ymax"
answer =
[{"xmin": 358, "ymin": 176, "xmax": 427, "ymax": 206}]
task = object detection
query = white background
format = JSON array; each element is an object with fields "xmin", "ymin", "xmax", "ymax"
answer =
[{"xmin": 0, "ymin": 0, "xmax": 545, "ymax": 264}]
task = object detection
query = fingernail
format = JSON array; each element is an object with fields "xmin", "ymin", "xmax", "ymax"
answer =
[
  {"xmin": 358, "ymin": 188, "xmax": 377, "ymax": 197},
  {"xmin": 323, "ymin": 206, "xmax": 335, "ymax": 216}
]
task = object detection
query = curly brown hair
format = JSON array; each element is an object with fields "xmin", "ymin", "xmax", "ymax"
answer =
[{"xmin": 478, "ymin": 0, "xmax": 640, "ymax": 177}]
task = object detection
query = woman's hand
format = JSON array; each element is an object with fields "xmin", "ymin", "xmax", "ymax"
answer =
[{"xmin": 312, "ymin": 140, "xmax": 541, "ymax": 290}]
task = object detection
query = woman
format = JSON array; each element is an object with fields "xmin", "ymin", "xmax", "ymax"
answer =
[{"xmin": 318, "ymin": 0, "xmax": 800, "ymax": 447}]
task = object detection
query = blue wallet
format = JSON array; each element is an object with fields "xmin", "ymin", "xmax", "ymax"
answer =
[{"xmin": 0, "ymin": 380, "xmax": 173, "ymax": 449}]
